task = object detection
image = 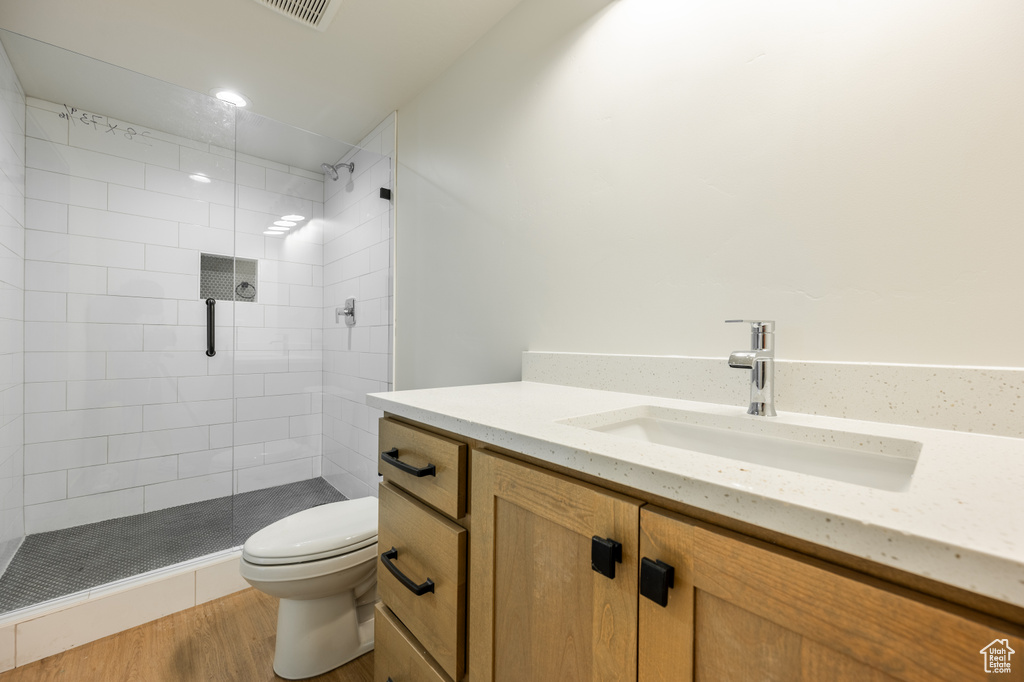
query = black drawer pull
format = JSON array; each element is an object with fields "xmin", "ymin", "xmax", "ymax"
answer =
[
  {"xmin": 591, "ymin": 536, "xmax": 623, "ymax": 579},
  {"xmin": 640, "ymin": 557, "xmax": 675, "ymax": 607},
  {"xmin": 381, "ymin": 547, "xmax": 435, "ymax": 596},
  {"xmin": 380, "ymin": 448, "xmax": 436, "ymax": 477}
]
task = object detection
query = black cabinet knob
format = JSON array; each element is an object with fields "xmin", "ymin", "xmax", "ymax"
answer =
[
  {"xmin": 591, "ymin": 536, "xmax": 623, "ymax": 579},
  {"xmin": 640, "ymin": 557, "xmax": 675, "ymax": 607}
]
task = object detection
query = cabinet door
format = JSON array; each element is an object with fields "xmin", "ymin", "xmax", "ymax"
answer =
[
  {"xmin": 638, "ymin": 505, "xmax": 1024, "ymax": 682},
  {"xmin": 469, "ymin": 449, "xmax": 642, "ymax": 682}
]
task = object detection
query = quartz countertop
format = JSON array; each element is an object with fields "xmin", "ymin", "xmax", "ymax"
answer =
[{"xmin": 367, "ymin": 381, "xmax": 1024, "ymax": 608}]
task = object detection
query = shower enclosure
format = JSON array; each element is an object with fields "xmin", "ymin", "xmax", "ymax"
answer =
[{"xmin": 0, "ymin": 29, "xmax": 393, "ymax": 617}]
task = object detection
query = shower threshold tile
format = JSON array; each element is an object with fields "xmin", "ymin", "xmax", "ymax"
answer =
[{"xmin": 0, "ymin": 478, "xmax": 346, "ymax": 615}]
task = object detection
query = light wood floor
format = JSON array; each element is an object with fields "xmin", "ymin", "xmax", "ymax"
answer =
[{"xmin": 0, "ymin": 588, "xmax": 374, "ymax": 682}]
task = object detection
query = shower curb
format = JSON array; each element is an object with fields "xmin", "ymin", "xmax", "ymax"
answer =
[{"xmin": 0, "ymin": 548, "xmax": 248, "ymax": 671}]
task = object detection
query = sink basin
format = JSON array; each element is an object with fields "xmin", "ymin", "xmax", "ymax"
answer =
[{"xmin": 559, "ymin": 406, "xmax": 921, "ymax": 491}]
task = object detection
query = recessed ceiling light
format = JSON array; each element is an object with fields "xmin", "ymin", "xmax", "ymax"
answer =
[
  {"xmin": 281, "ymin": 215, "xmax": 305, "ymax": 222},
  {"xmin": 211, "ymin": 89, "xmax": 249, "ymax": 107},
  {"xmin": 263, "ymin": 230, "xmax": 285, "ymax": 236},
  {"xmin": 274, "ymin": 220, "xmax": 297, "ymax": 228},
  {"xmin": 189, "ymin": 173, "xmax": 212, "ymax": 183}
]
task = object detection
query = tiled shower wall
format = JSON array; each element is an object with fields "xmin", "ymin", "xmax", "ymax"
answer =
[
  {"xmin": 322, "ymin": 114, "xmax": 394, "ymax": 500},
  {"xmin": 22, "ymin": 97, "xmax": 325, "ymax": 533},
  {"xmin": 0, "ymin": 41, "xmax": 25, "ymax": 570}
]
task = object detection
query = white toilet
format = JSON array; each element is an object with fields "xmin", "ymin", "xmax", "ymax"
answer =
[{"xmin": 239, "ymin": 497, "xmax": 378, "ymax": 680}]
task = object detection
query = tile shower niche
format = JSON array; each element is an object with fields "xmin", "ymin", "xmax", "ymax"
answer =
[{"xmin": 200, "ymin": 253, "xmax": 258, "ymax": 302}]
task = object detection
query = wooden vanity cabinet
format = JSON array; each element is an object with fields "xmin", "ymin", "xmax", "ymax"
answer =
[
  {"xmin": 469, "ymin": 448, "xmax": 1024, "ymax": 682},
  {"xmin": 376, "ymin": 418, "xmax": 469, "ymax": 682},
  {"xmin": 639, "ymin": 505, "xmax": 1024, "ymax": 682},
  {"xmin": 375, "ymin": 418, "xmax": 1023, "ymax": 682}
]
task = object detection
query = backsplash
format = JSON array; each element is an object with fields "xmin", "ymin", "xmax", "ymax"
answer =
[{"xmin": 523, "ymin": 351, "xmax": 1024, "ymax": 439}]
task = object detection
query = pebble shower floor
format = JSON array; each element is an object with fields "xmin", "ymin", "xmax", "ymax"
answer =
[{"xmin": 0, "ymin": 478, "xmax": 346, "ymax": 614}]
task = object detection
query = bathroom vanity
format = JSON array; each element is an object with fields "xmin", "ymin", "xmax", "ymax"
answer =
[{"xmin": 369, "ymin": 380, "xmax": 1024, "ymax": 682}]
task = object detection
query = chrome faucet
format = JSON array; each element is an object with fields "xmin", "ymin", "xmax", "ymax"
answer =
[{"xmin": 726, "ymin": 320, "xmax": 776, "ymax": 417}]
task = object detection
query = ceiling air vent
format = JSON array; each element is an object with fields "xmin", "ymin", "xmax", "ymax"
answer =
[{"xmin": 252, "ymin": 0, "xmax": 343, "ymax": 31}]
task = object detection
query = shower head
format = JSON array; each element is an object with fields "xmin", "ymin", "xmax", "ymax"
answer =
[{"xmin": 320, "ymin": 161, "xmax": 355, "ymax": 181}]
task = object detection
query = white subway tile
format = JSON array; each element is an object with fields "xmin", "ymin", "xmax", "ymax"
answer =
[
  {"xmin": 143, "ymin": 325, "xmax": 209, "ymax": 352},
  {"xmin": 26, "ymin": 104, "xmax": 67, "ymax": 144},
  {"xmin": 67, "ymin": 377, "xmax": 178, "ymax": 410},
  {"xmin": 263, "ymin": 435, "xmax": 319, "ymax": 464},
  {"xmin": 145, "ymin": 165, "xmax": 232, "ymax": 206},
  {"xmin": 68, "ymin": 455, "xmax": 178, "ymax": 497},
  {"xmin": 370, "ymin": 325, "xmax": 390, "ymax": 354},
  {"xmin": 234, "ymin": 303, "xmax": 264, "ymax": 328},
  {"xmin": 235, "ymin": 394, "xmax": 310, "ymax": 422},
  {"xmin": 25, "ymin": 406, "xmax": 142, "ymax": 444},
  {"xmin": 25, "ymin": 198, "xmax": 68, "ymax": 233},
  {"xmin": 289, "ymin": 350, "xmax": 322, "ymax": 373},
  {"xmin": 27, "ymin": 137, "xmax": 145, "ymax": 187},
  {"xmin": 178, "ymin": 224, "xmax": 233, "ymax": 254},
  {"xmin": 233, "ymin": 417, "xmax": 289, "ymax": 446},
  {"xmin": 235, "ymin": 161, "xmax": 265, "ymax": 189},
  {"xmin": 68, "ymin": 206, "xmax": 177, "ymax": 246},
  {"xmin": 264, "ymin": 305, "xmax": 320, "ymax": 328},
  {"xmin": 233, "ymin": 374, "xmax": 264, "ymax": 398},
  {"xmin": 25, "ymin": 229, "xmax": 68, "ymax": 263},
  {"xmin": 106, "ymin": 351, "xmax": 207, "ymax": 379},
  {"xmin": 108, "ymin": 426, "xmax": 209, "ymax": 462},
  {"xmin": 178, "ymin": 447, "xmax": 232, "ymax": 479},
  {"xmin": 209, "ymin": 423, "xmax": 233, "ymax": 449},
  {"xmin": 24, "ymin": 291, "xmax": 65, "ymax": 322},
  {"xmin": 232, "ymin": 444, "xmax": 264, "ymax": 469},
  {"xmin": 209, "ymin": 204, "xmax": 233, "ymax": 231},
  {"xmin": 26, "ymin": 168, "xmax": 106, "ymax": 209},
  {"xmin": 261, "ymin": 260, "xmax": 312, "ymax": 285},
  {"xmin": 66, "ymin": 293, "xmax": 176, "ymax": 325},
  {"xmin": 25, "ymin": 322, "xmax": 142, "ymax": 352},
  {"xmin": 234, "ymin": 458, "xmax": 312, "ymax": 494},
  {"xmin": 266, "ymin": 169, "xmax": 323, "ymax": 202},
  {"xmin": 25, "ymin": 352, "xmax": 105, "ymax": 382},
  {"xmin": 24, "ymin": 488, "xmax": 144, "ymax": 534},
  {"xmin": 143, "ymin": 399, "xmax": 233, "ymax": 431},
  {"xmin": 264, "ymin": 371, "xmax": 322, "ymax": 396},
  {"xmin": 290, "ymin": 413, "xmax": 321, "ymax": 438},
  {"xmin": 25, "ymin": 471, "xmax": 67, "ymax": 505},
  {"xmin": 179, "ymin": 147, "xmax": 235, "ymax": 183},
  {"xmin": 234, "ymin": 232, "xmax": 264, "ymax": 260},
  {"xmin": 177, "ymin": 375, "xmax": 233, "ymax": 402},
  {"xmin": 25, "ymin": 382, "xmax": 66, "ymax": 413},
  {"xmin": 108, "ymin": 269, "xmax": 197, "ymax": 300},
  {"xmin": 25, "ymin": 261, "xmax": 107, "ymax": 295},
  {"xmin": 108, "ymin": 185, "xmax": 208, "ymax": 225},
  {"xmin": 68, "ymin": 118, "xmax": 180, "ymax": 169},
  {"xmin": 146, "ymin": 245, "xmax": 199, "ymax": 275},
  {"xmin": 265, "ymin": 236, "xmax": 320, "ymax": 266},
  {"xmin": 236, "ymin": 327, "xmax": 311, "ymax": 351},
  {"xmin": 144, "ymin": 472, "xmax": 231, "ymax": 512},
  {"xmin": 25, "ymin": 436, "xmax": 107, "ymax": 475}
]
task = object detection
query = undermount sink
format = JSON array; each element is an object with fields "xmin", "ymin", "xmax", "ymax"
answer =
[{"xmin": 559, "ymin": 406, "xmax": 921, "ymax": 492}]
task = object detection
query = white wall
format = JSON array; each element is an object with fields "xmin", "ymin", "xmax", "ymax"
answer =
[
  {"xmin": 0, "ymin": 39, "xmax": 25, "ymax": 570},
  {"xmin": 395, "ymin": 0, "xmax": 1024, "ymax": 390},
  {"xmin": 22, "ymin": 97, "xmax": 324, "ymax": 533},
  {"xmin": 322, "ymin": 114, "xmax": 394, "ymax": 500}
]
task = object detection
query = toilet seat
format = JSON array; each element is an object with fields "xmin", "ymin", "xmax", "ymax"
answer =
[{"xmin": 243, "ymin": 497, "xmax": 378, "ymax": 566}]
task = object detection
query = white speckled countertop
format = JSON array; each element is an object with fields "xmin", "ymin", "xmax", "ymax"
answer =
[{"xmin": 368, "ymin": 381, "xmax": 1024, "ymax": 608}]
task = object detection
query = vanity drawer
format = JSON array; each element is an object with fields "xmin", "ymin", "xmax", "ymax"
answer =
[
  {"xmin": 379, "ymin": 417, "xmax": 467, "ymax": 519},
  {"xmin": 378, "ymin": 482, "xmax": 467, "ymax": 680},
  {"xmin": 374, "ymin": 603, "xmax": 452, "ymax": 682}
]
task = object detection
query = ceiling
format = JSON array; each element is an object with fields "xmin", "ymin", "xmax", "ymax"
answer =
[{"xmin": 0, "ymin": 0, "xmax": 523, "ymax": 147}]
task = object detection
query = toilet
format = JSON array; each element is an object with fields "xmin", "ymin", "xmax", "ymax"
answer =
[{"xmin": 239, "ymin": 497, "xmax": 378, "ymax": 680}]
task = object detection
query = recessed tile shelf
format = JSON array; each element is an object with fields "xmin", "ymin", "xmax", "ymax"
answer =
[{"xmin": 199, "ymin": 253, "xmax": 258, "ymax": 302}]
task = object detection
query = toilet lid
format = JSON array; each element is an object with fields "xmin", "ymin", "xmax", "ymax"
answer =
[{"xmin": 242, "ymin": 497, "xmax": 378, "ymax": 565}]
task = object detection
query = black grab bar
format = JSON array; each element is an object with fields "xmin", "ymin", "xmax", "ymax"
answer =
[{"xmin": 205, "ymin": 298, "xmax": 216, "ymax": 357}]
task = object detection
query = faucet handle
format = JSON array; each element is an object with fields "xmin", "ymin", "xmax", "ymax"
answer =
[{"xmin": 725, "ymin": 320, "xmax": 775, "ymax": 333}]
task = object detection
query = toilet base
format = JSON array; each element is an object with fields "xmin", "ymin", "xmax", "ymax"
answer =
[{"xmin": 272, "ymin": 592, "xmax": 375, "ymax": 680}]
